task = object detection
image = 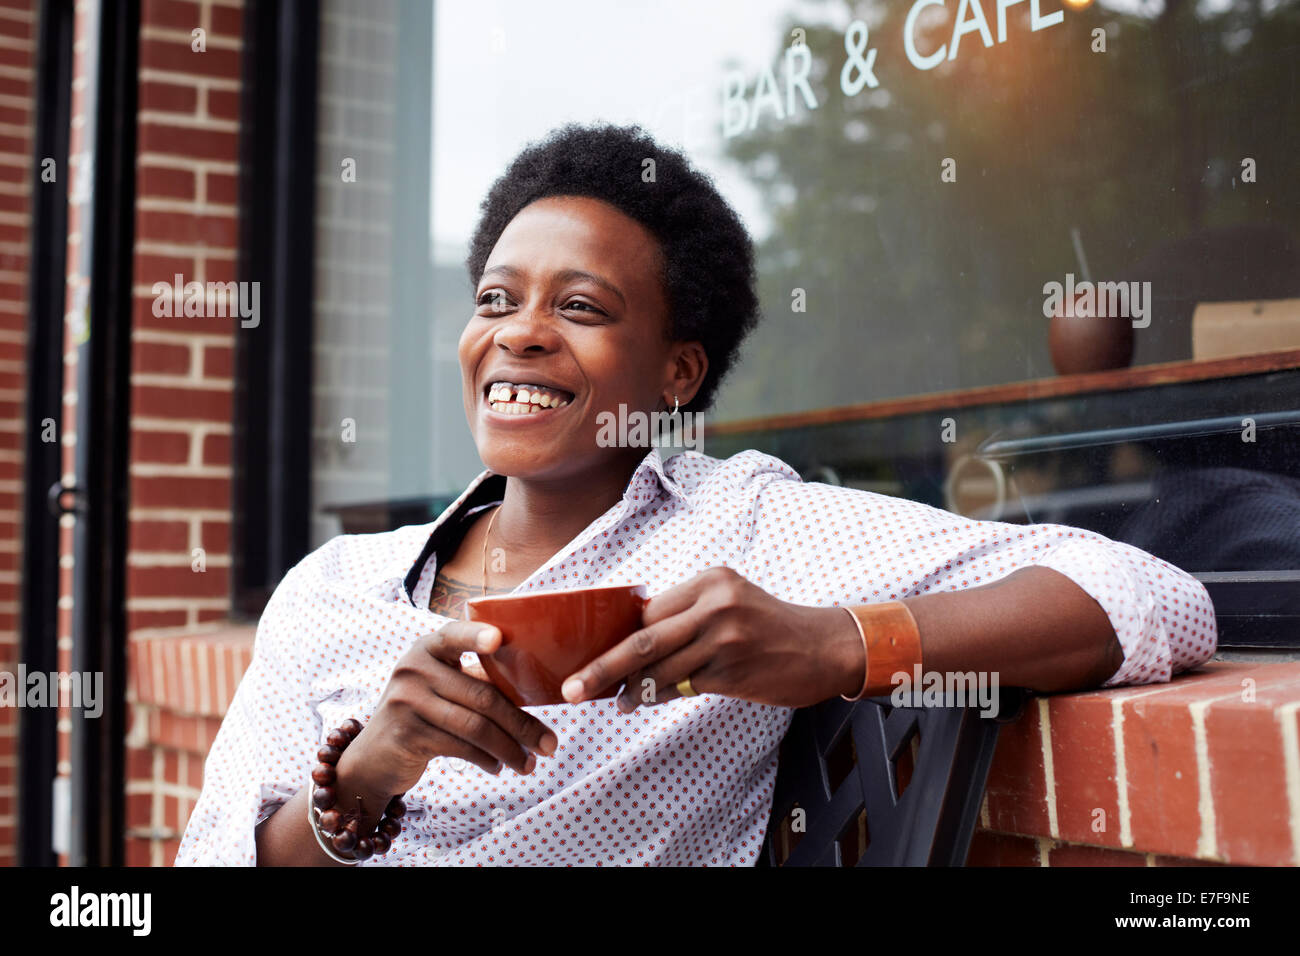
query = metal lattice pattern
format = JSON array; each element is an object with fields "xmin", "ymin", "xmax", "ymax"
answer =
[{"xmin": 760, "ymin": 690, "xmax": 1026, "ymax": 866}]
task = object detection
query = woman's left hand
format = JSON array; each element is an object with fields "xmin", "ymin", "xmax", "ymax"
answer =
[{"xmin": 560, "ymin": 567, "xmax": 866, "ymax": 710}]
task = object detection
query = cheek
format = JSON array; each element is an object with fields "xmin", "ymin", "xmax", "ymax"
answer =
[
  {"xmin": 456, "ymin": 321, "xmax": 475, "ymax": 360},
  {"xmin": 457, "ymin": 321, "xmax": 488, "ymax": 378},
  {"xmin": 457, "ymin": 324, "xmax": 485, "ymax": 422},
  {"xmin": 584, "ymin": 329, "xmax": 668, "ymax": 395}
]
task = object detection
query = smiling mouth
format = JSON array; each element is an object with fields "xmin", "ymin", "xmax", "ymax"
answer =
[{"xmin": 484, "ymin": 381, "xmax": 575, "ymax": 415}]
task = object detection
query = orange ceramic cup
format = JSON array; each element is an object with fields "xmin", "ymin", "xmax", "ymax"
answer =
[{"xmin": 466, "ymin": 584, "xmax": 648, "ymax": 706}]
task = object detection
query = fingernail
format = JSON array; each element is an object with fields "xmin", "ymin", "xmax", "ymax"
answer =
[
  {"xmin": 477, "ymin": 626, "xmax": 499, "ymax": 651},
  {"xmin": 524, "ymin": 753, "xmax": 537, "ymax": 774},
  {"xmin": 616, "ymin": 696, "xmax": 633, "ymax": 714},
  {"xmin": 537, "ymin": 732, "xmax": 558, "ymax": 756},
  {"xmin": 561, "ymin": 677, "xmax": 584, "ymax": 701}
]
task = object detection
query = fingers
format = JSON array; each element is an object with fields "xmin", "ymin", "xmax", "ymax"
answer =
[
  {"xmin": 415, "ymin": 721, "xmax": 507, "ymax": 776},
  {"xmin": 398, "ymin": 623, "xmax": 559, "ymax": 774},
  {"xmin": 561, "ymin": 603, "xmax": 709, "ymax": 704},
  {"xmin": 428, "ymin": 663, "xmax": 558, "ymax": 771},
  {"xmin": 459, "ymin": 652, "xmax": 489, "ymax": 682},
  {"xmin": 616, "ymin": 641, "xmax": 716, "ymax": 712},
  {"xmin": 639, "ymin": 574, "xmax": 710, "ymax": 626},
  {"xmin": 567, "ymin": 567, "xmax": 751, "ymax": 703},
  {"xmin": 415, "ymin": 691, "xmax": 535, "ymax": 774},
  {"xmin": 640, "ymin": 566, "xmax": 752, "ymax": 626},
  {"xmin": 424, "ymin": 621, "xmax": 502, "ymax": 662}
]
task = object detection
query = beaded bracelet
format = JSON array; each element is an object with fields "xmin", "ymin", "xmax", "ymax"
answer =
[{"xmin": 306, "ymin": 717, "xmax": 406, "ymax": 865}]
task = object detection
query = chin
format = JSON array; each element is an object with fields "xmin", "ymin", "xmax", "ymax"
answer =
[{"xmin": 476, "ymin": 439, "xmax": 568, "ymax": 479}]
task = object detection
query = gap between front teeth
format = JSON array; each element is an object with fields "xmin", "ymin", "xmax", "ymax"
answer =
[{"xmin": 487, "ymin": 385, "xmax": 570, "ymax": 408}]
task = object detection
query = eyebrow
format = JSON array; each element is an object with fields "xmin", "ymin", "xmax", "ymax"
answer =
[{"xmin": 480, "ymin": 264, "xmax": 627, "ymax": 307}]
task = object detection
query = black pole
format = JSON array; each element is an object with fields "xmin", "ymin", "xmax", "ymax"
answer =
[
  {"xmin": 18, "ymin": 0, "xmax": 73, "ymax": 868},
  {"xmin": 232, "ymin": 0, "xmax": 317, "ymax": 616},
  {"xmin": 68, "ymin": 0, "xmax": 137, "ymax": 867}
]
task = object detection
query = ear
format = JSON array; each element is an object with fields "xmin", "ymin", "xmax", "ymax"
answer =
[{"xmin": 664, "ymin": 341, "xmax": 708, "ymax": 409}]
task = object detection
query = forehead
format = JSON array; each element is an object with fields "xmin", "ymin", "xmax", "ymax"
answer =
[{"xmin": 486, "ymin": 195, "xmax": 665, "ymax": 295}]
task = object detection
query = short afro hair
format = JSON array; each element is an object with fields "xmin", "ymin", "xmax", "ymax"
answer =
[{"xmin": 465, "ymin": 122, "xmax": 759, "ymax": 414}]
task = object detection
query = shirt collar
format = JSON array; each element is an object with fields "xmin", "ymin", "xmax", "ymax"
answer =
[
  {"xmin": 397, "ymin": 469, "xmax": 506, "ymax": 604},
  {"xmin": 398, "ymin": 446, "xmax": 690, "ymax": 607},
  {"xmin": 623, "ymin": 445, "xmax": 690, "ymax": 507}
]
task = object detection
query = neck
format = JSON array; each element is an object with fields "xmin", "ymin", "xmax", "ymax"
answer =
[{"xmin": 491, "ymin": 448, "xmax": 648, "ymax": 562}]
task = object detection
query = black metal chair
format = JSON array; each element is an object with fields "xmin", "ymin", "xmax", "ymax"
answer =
[{"xmin": 759, "ymin": 687, "xmax": 1028, "ymax": 866}]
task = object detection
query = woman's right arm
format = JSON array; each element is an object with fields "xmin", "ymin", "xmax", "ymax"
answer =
[
  {"xmin": 176, "ymin": 547, "xmax": 557, "ymax": 867},
  {"xmin": 255, "ymin": 621, "xmax": 559, "ymax": 866}
]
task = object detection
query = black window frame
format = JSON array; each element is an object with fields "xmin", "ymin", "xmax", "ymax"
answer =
[
  {"xmin": 231, "ymin": 0, "xmax": 319, "ymax": 617},
  {"xmin": 19, "ymin": 0, "xmax": 75, "ymax": 868}
]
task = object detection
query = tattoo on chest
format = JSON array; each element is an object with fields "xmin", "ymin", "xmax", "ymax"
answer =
[{"xmin": 429, "ymin": 570, "xmax": 511, "ymax": 618}]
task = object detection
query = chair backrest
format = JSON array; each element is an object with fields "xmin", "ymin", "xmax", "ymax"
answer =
[{"xmin": 759, "ymin": 688, "xmax": 1027, "ymax": 866}]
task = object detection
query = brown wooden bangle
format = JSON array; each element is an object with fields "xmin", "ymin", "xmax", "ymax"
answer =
[{"xmin": 839, "ymin": 602, "xmax": 922, "ymax": 701}]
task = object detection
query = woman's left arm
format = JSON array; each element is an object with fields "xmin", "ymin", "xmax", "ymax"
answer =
[
  {"xmin": 561, "ymin": 564, "xmax": 1122, "ymax": 709},
  {"xmin": 561, "ymin": 481, "xmax": 1217, "ymax": 710}
]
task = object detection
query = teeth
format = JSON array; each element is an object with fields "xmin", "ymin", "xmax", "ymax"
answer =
[
  {"xmin": 486, "ymin": 381, "xmax": 572, "ymax": 409},
  {"xmin": 488, "ymin": 400, "xmax": 554, "ymax": 415}
]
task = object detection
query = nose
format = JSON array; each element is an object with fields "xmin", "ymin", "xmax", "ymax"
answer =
[{"xmin": 491, "ymin": 299, "xmax": 560, "ymax": 354}]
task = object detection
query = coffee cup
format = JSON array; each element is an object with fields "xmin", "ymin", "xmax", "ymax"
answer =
[{"xmin": 466, "ymin": 583, "xmax": 648, "ymax": 706}]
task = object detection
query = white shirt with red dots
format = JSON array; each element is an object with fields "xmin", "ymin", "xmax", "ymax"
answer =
[{"xmin": 175, "ymin": 447, "xmax": 1217, "ymax": 866}]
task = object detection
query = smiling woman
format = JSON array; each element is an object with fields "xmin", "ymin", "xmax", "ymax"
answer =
[{"xmin": 175, "ymin": 123, "xmax": 1215, "ymax": 867}]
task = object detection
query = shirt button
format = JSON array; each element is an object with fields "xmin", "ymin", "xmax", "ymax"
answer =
[{"xmin": 447, "ymin": 757, "xmax": 467, "ymax": 773}]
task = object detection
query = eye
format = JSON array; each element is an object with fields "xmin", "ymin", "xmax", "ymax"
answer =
[
  {"xmin": 476, "ymin": 290, "xmax": 512, "ymax": 312},
  {"xmin": 563, "ymin": 299, "xmax": 605, "ymax": 316}
]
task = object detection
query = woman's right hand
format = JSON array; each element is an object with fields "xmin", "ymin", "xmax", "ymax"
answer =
[{"xmin": 338, "ymin": 621, "xmax": 559, "ymax": 799}]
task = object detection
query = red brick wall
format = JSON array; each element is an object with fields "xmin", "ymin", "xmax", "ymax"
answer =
[
  {"xmin": 0, "ymin": 0, "xmax": 36, "ymax": 867},
  {"xmin": 53, "ymin": 0, "xmax": 243, "ymax": 867},
  {"xmin": 123, "ymin": 0, "xmax": 242, "ymax": 868}
]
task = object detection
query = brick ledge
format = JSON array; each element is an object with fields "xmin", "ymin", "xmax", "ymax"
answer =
[
  {"xmin": 980, "ymin": 660, "xmax": 1300, "ymax": 866},
  {"xmin": 131, "ymin": 624, "xmax": 255, "ymax": 718}
]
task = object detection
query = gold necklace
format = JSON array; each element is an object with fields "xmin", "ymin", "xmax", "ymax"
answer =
[{"xmin": 480, "ymin": 505, "xmax": 502, "ymax": 597}]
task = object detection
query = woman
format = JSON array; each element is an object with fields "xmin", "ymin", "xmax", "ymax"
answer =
[{"xmin": 176, "ymin": 122, "xmax": 1216, "ymax": 866}]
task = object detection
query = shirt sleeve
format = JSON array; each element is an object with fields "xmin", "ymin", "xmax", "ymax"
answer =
[
  {"xmin": 738, "ymin": 476, "xmax": 1218, "ymax": 688},
  {"xmin": 174, "ymin": 564, "xmax": 321, "ymax": 865}
]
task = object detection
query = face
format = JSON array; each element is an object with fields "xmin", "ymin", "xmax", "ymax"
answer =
[{"xmin": 459, "ymin": 195, "xmax": 706, "ymax": 481}]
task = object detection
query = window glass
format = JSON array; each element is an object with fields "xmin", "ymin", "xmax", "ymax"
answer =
[{"xmin": 308, "ymin": 0, "xmax": 1300, "ymax": 596}]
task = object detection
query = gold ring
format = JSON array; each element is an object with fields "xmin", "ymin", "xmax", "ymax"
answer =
[{"xmin": 676, "ymin": 676, "xmax": 698, "ymax": 697}]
